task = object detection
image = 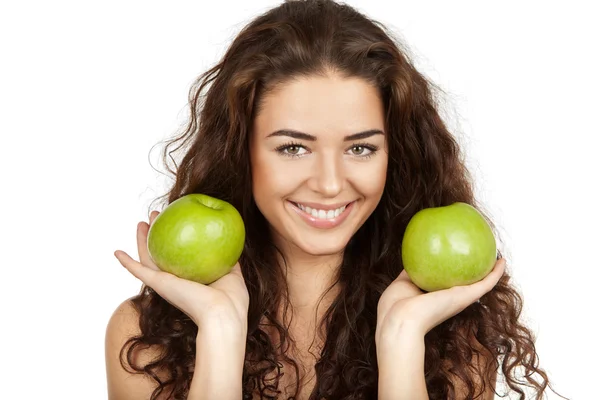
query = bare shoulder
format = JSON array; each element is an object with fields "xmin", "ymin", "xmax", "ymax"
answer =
[{"xmin": 105, "ymin": 297, "xmax": 169, "ymax": 400}]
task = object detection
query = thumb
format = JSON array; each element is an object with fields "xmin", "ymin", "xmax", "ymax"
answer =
[{"xmin": 229, "ymin": 262, "xmax": 244, "ymax": 279}]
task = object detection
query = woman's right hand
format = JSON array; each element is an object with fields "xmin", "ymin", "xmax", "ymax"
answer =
[{"xmin": 114, "ymin": 211, "xmax": 249, "ymax": 333}]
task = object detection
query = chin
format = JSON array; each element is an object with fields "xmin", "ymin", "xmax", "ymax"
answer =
[{"xmin": 294, "ymin": 236, "xmax": 349, "ymax": 256}]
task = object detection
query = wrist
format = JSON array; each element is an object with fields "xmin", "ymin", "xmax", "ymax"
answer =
[
  {"xmin": 197, "ymin": 320, "xmax": 247, "ymax": 355},
  {"xmin": 198, "ymin": 310, "xmax": 247, "ymax": 339},
  {"xmin": 196, "ymin": 315, "xmax": 247, "ymax": 374},
  {"xmin": 376, "ymin": 325, "xmax": 428, "ymax": 400},
  {"xmin": 196, "ymin": 328, "xmax": 247, "ymax": 359},
  {"xmin": 190, "ymin": 327, "xmax": 246, "ymax": 400},
  {"xmin": 377, "ymin": 327, "xmax": 424, "ymax": 363},
  {"xmin": 376, "ymin": 319, "xmax": 424, "ymax": 349}
]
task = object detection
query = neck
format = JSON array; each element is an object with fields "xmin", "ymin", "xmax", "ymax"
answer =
[{"xmin": 274, "ymin": 241, "xmax": 343, "ymax": 316}]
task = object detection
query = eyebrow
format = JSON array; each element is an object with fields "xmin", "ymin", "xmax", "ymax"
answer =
[{"xmin": 266, "ymin": 129, "xmax": 384, "ymax": 141}]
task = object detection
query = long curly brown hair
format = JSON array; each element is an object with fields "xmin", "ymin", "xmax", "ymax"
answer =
[{"xmin": 119, "ymin": 1, "xmax": 566, "ymax": 399}]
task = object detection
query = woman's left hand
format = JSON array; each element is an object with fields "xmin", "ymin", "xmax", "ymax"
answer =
[{"xmin": 375, "ymin": 258, "xmax": 506, "ymax": 342}]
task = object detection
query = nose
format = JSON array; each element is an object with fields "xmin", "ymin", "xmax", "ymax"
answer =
[{"xmin": 308, "ymin": 151, "xmax": 344, "ymax": 197}]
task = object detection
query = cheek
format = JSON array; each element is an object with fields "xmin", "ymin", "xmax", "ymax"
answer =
[
  {"xmin": 251, "ymin": 153, "xmax": 299, "ymax": 200},
  {"xmin": 350, "ymin": 159, "xmax": 388, "ymax": 198}
]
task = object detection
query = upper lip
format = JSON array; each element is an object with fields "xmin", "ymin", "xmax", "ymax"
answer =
[{"xmin": 290, "ymin": 200, "xmax": 354, "ymax": 210}]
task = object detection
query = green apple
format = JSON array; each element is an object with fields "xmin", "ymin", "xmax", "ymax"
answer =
[
  {"xmin": 401, "ymin": 202, "xmax": 497, "ymax": 292},
  {"xmin": 147, "ymin": 194, "xmax": 245, "ymax": 284}
]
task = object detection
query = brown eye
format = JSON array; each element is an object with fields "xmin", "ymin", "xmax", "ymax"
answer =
[
  {"xmin": 351, "ymin": 146, "xmax": 364, "ymax": 155},
  {"xmin": 346, "ymin": 144, "xmax": 378, "ymax": 158},
  {"xmin": 276, "ymin": 144, "xmax": 308, "ymax": 157},
  {"xmin": 287, "ymin": 145, "xmax": 301, "ymax": 154}
]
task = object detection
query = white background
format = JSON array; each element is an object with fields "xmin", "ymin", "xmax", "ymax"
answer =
[{"xmin": 1, "ymin": 1, "xmax": 597, "ymax": 399}]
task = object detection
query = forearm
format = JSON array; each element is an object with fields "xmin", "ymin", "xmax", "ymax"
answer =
[
  {"xmin": 377, "ymin": 325, "xmax": 429, "ymax": 400},
  {"xmin": 188, "ymin": 324, "xmax": 247, "ymax": 400}
]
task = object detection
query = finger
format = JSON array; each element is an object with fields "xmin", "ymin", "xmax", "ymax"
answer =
[
  {"xmin": 137, "ymin": 221, "xmax": 159, "ymax": 271},
  {"xmin": 149, "ymin": 210, "xmax": 160, "ymax": 226},
  {"xmin": 470, "ymin": 257, "xmax": 506, "ymax": 296},
  {"xmin": 229, "ymin": 262, "xmax": 243, "ymax": 277},
  {"xmin": 391, "ymin": 269, "xmax": 423, "ymax": 293},
  {"xmin": 115, "ymin": 250, "xmax": 211, "ymax": 317},
  {"xmin": 377, "ymin": 269, "xmax": 422, "ymax": 318},
  {"xmin": 449, "ymin": 258, "xmax": 506, "ymax": 307},
  {"xmin": 115, "ymin": 250, "xmax": 160, "ymax": 285},
  {"xmin": 210, "ymin": 262, "xmax": 245, "ymax": 290},
  {"xmin": 395, "ymin": 269, "xmax": 411, "ymax": 282}
]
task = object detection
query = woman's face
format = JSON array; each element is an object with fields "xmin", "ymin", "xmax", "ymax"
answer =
[{"xmin": 249, "ymin": 74, "xmax": 388, "ymax": 256}]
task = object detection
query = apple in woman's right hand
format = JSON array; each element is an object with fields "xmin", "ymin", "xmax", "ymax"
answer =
[
  {"xmin": 147, "ymin": 194, "xmax": 246, "ymax": 285},
  {"xmin": 114, "ymin": 209, "xmax": 249, "ymax": 331}
]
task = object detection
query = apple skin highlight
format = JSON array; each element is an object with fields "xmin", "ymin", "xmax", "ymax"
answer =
[
  {"xmin": 147, "ymin": 194, "xmax": 246, "ymax": 284},
  {"xmin": 401, "ymin": 202, "xmax": 497, "ymax": 292}
]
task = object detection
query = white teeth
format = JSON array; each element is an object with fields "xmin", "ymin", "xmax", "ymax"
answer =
[{"xmin": 294, "ymin": 202, "xmax": 349, "ymax": 220}]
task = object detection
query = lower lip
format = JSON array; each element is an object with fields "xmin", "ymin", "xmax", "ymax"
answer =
[{"xmin": 287, "ymin": 200, "xmax": 355, "ymax": 229}]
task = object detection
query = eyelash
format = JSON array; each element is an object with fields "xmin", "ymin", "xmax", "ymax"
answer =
[{"xmin": 275, "ymin": 141, "xmax": 380, "ymax": 160}]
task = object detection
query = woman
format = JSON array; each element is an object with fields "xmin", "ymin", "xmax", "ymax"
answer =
[{"xmin": 106, "ymin": 1, "xmax": 561, "ymax": 399}]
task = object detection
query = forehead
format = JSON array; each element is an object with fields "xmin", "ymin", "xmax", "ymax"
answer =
[{"xmin": 253, "ymin": 75, "xmax": 385, "ymax": 137}]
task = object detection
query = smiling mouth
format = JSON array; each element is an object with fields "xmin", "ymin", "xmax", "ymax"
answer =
[
  {"xmin": 287, "ymin": 200, "xmax": 356, "ymax": 229},
  {"xmin": 292, "ymin": 201, "xmax": 352, "ymax": 220}
]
